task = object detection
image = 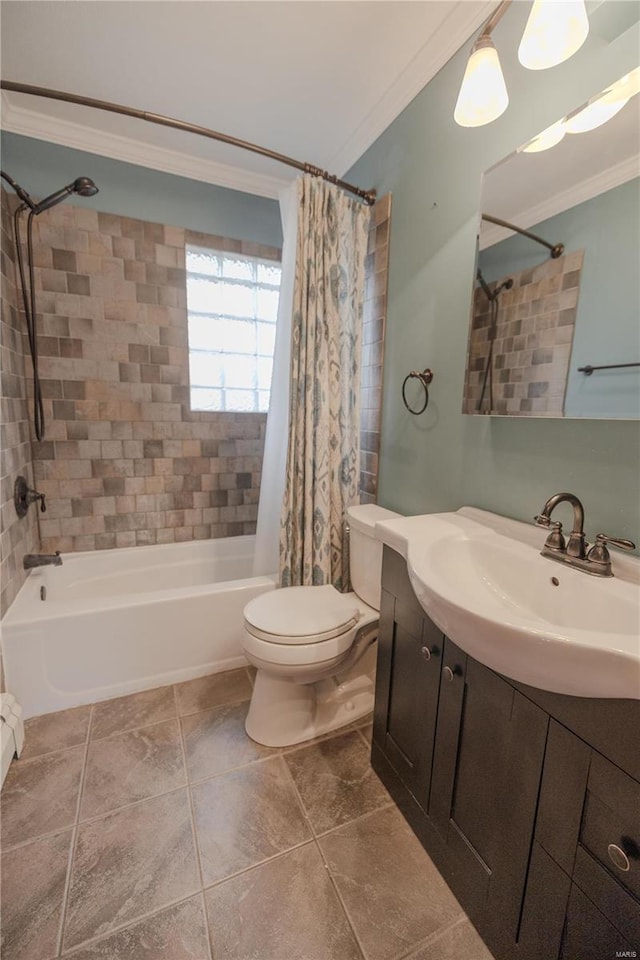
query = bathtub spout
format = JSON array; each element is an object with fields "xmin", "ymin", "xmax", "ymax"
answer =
[{"xmin": 24, "ymin": 552, "xmax": 62, "ymax": 569}]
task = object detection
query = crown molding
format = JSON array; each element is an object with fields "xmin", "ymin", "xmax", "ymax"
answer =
[
  {"xmin": 330, "ymin": 0, "xmax": 496, "ymax": 176},
  {"xmin": 0, "ymin": 92, "xmax": 291, "ymax": 200},
  {"xmin": 480, "ymin": 154, "xmax": 640, "ymax": 249}
]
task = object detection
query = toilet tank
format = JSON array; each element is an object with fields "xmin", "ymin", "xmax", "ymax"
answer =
[{"xmin": 347, "ymin": 504, "xmax": 401, "ymax": 610}]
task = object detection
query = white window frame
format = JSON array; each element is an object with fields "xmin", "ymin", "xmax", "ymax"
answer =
[{"xmin": 186, "ymin": 243, "xmax": 281, "ymax": 413}]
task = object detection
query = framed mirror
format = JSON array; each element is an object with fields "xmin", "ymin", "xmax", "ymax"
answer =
[{"xmin": 462, "ymin": 69, "xmax": 640, "ymax": 419}]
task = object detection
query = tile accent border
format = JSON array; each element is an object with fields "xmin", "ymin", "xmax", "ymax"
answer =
[{"xmin": 360, "ymin": 193, "xmax": 391, "ymax": 502}]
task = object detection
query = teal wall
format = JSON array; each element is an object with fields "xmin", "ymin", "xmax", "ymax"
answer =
[
  {"xmin": 347, "ymin": 2, "xmax": 640, "ymax": 544},
  {"xmin": 0, "ymin": 132, "xmax": 283, "ymax": 247},
  {"xmin": 479, "ymin": 177, "xmax": 640, "ymax": 419}
]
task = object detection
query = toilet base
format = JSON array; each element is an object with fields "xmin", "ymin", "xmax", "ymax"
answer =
[{"xmin": 244, "ymin": 646, "xmax": 376, "ymax": 747}]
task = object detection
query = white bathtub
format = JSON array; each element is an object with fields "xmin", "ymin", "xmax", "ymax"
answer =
[{"xmin": 1, "ymin": 536, "xmax": 275, "ymax": 718}]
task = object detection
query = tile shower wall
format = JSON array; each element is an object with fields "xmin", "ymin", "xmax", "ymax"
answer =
[
  {"xmin": 24, "ymin": 203, "xmax": 281, "ymax": 553},
  {"xmin": 463, "ymin": 250, "xmax": 583, "ymax": 416},
  {"xmin": 0, "ymin": 187, "xmax": 40, "ymax": 619},
  {"xmin": 360, "ymin": 194, "xmax": 391, "ymax": 502}
]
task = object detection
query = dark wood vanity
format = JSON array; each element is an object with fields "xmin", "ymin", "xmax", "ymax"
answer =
[{"xmin": 373, "ymin": 546, "xmax": 640, "ymax": 960}]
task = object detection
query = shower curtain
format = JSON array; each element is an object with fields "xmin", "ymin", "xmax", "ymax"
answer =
[
  {"xmin": 252, "ymin": 182, "xmax": 298, "ymax": 577},
  {"xmin": 279, "ymin": 175, "xmax": 371, "ymax": 590}
]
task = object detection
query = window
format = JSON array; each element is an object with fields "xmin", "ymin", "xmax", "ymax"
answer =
[{"xmin": 186, "ymin": 244, "xmax": 282, "ymax": 412}]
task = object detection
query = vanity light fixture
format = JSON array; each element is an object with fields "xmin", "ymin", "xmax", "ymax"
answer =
[
  {"xmin": 455, "ymin": 0, "xmax": 590, "ymax": 129},
  {"xmin": 520, "ymin": 118, "xmax": 567, "ymax": 153},
  {"xmin": 518, "ymin": 0, "xmax": 589, "ymax": 71},
  {"xmin": 454, "ymin": 35, "xmax": 509, "ymax": 127},
  {"xmin": 565, "ymin": 67, "xmax": 640, "ymax": 133},
  {"xmin": 519, "ymin": 66, "xmax": 640, "ymax": 152}
]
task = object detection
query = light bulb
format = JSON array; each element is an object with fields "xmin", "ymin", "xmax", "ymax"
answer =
[
  {"xmin": 454, "ymin": 37, "xmax": 509, "ymax": 128},
  {"xmin": 566, "ymin": 69, "xmax": 640, "ymax": 134},
  {"xmin": 520, "ymin": 119, "xmax": 567, "ymax": 153},
  {"xmin": 518, "ymin": 0, "xmax": 589, "ymax": 70}
]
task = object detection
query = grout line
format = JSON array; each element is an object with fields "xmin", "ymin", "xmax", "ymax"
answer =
[
  {"xmin": 89, "ymin": 712, "xmax": 179, "ymax": 744},
  {"xmin": 58, "ymin": 890, "xmax": 208, "ymax": 957},
  {"xmin": 313, "ymin": 798, "xmax": 396, "ymax": 842},
  {"xmin": 200, "ymin": 837, "xmax": 317, "ymax": 893},
  {"xmin": 176, "ymin": 692, "xmax": 252, "ymax": 722},
  {"xmin": 186, "ymin": 749, "xmax": 283, "ymax": 788},
  {"xmin": 279, "ymin": 751, "xmax": 317, "ymax": 837},
  {"xmin": 72, "ymin": 782, "xmax": 189, "ymax": 830},
  {"xmin": 312, "ymin": 834, "xmax": 368, "ymax": 960},
  {"xmin": 175, "ymin": 684, "xmax": 206, "ymax": 895},
  {"xmin": 55, "ymin": 702, "xmax": 94, "ymax": 957},
  {"xmin": 390, "ymin": 914, "xmax": 469, "ymax": 960}
]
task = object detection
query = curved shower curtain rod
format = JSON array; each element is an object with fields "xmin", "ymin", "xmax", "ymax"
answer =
[
  {"xmin": 1, "ymin": 79, "xmax": 377, "ymax": 206},
  {"xmin": 482, "ymin": 213, "xmax": 564, "ymax": 259}
]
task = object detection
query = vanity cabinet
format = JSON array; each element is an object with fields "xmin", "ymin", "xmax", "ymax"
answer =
[{"xmin": 373, "ymin": 545, "xmax": 640, "ymax": 960}]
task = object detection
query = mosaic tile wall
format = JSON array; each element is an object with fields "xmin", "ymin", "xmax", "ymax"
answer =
[
  {"xmin": 18, "ymin": 203, "xmax": 281, "ymax": 554},
  {"xmin": 463, "ymin": 249, "xmax": 583, "ymax": 416},
  {"xmin": 0, "ymin": 187, "xmax": 40, "ymax": 619},
  {"xmin": 360, "ymin": 194, "xmax": 391, "ymax": 503},
  {"xmin": 1, "ymin": 187, "xmax": 388, "ymax": 596}
]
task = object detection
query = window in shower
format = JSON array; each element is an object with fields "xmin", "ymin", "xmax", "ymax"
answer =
[{"xmin": 186, "ymin": 244, "xmax": 282, "ymax": 412}]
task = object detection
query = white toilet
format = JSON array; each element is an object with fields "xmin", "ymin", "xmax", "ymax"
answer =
[{"xmin": 242, "ymin": 503, "xmax": 399, "ymax": 747}]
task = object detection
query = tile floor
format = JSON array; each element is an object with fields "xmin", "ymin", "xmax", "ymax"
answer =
[{"xmin": 1, "ymin": 667, "xmax": 494, "ymax": 960}]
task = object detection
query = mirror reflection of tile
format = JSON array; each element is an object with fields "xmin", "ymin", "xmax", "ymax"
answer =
[{"xmin": 463, "ymin": 250, "xmax": 583, "ymax": 416}]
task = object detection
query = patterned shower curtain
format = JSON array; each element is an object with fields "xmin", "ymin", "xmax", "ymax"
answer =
[{"xmin": 279, "ymin": 175, "xmax": 371, "ymax": 590}]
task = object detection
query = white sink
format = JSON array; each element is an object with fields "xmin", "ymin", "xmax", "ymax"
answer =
[{"xmin": 375, "ymin": 507, "xmax": 640, "ymax": 700}]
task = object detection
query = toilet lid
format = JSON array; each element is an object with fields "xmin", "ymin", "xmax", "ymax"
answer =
[{"xmin": 244, "ymin": 585, "xmax": 361, "ymax": 644}]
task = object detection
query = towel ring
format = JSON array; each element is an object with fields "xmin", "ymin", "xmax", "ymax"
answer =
[{"xmin": 402, "ymin": 369, "xmax": 433, "ymax": 415}]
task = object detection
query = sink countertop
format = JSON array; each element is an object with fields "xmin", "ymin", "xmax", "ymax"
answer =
[{"xmin": 374, "ymin": 507, "xmax": 640, "ymax": 700}]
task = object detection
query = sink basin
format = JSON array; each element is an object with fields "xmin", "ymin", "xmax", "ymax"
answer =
[{"xmin": 375, "ymin": 507, "xmax": 640, "ymax": 700}]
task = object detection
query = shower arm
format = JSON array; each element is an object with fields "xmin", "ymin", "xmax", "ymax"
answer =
[
  {"xmin": 1, "ymin": 79, "xmax": 377, "ymax": 206},
  {"xmin": 482, "ymin": 213, "xmax": 564, "ymax": 259}
]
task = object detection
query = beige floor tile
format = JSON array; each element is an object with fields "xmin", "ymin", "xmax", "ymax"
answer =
[
  {"xmin": 80, "ymin": 719, "xmax": 186, "ymax": 820},
  {"xmin": 91, "ymin": 686, "xmax": 176, "ymax": 740},
  {"xmin": 1, "ymin": 829, "xmax": 72, "ymax": 960},
  {"xmin": 204, "ymin": 842, "xmax": 362, "ymax": 960},
  {"xmin": 62, "ymin": 894, "xmax": 211, "ymax": 959},
  {"xmin": 1, "ymin": 747, "xmax": 85, "ymax": 848},
  {"xmin": 174, "ymin": 668, "xmax": 252, "ymax": 716},
  {"xmin": 63, "ymin": 789, "xmax": 199, "ymax": 950},
  {"xmin": 318, "ymin": 806, "xmax": 463, "ymax": 960},
  {"xmin": 181, "ymin": 701, "xmax": 277, "ymax": 782},
  {"xmin": 192, "ymin": 756, "xmax": 311, "ymax": 885},
  {"xmin": 403, "ymin": 917, "xmax": 495, "ymax": 960},
  {"xmin": 285, "ymin": 729, "xmax": 390, "ymax": 834},
  {"xmin": 22, "ymin": 705, "xmax": 92, "ymax": 761}
]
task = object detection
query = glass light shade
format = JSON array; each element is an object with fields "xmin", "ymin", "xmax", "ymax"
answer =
[
  {"xmin": 520, "ymin": 119, "xmax": 567, "ymax": 153},
  {"xmin": 566, "ymin": 69, "xmax": 640, "ymax": 134},
  {"xmin": 454, "ymin": 37, "xmax": 509, "ymax": 128},
  {"xmin": 518, "ymin": 0, "xmax": 589, "ymax": 70}
]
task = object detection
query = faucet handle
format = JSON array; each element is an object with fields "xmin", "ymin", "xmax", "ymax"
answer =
[{"xmin": 593, "ymin": 534, "xmax": 636, "ymax": 552}]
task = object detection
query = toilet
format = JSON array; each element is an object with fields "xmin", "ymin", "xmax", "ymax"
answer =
[{"xmin": 242, "ymin": 503, "xmax": 400, "ymax": 747}]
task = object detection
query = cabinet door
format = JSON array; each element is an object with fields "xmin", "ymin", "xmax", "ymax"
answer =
[
  {"xmin": 373, "ymin": 587, "xmax": 443, "ymax": 810},
  {"xmin": 429, "ymin": 645, "xmax": 548, "ymax": 953},
  {"xmin": 561, "ymin": 884, "xmax": 635, "ymax": 960}
]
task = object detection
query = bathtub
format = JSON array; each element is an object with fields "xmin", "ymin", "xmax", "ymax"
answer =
[{"xmin": 1, "ymin": 536, "xmax": 275, "ymax": 718}]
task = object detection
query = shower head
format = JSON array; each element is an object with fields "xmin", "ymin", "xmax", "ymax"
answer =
[{"xmin": 32, "ymin": 177, "xmax": 99, "ymax": 215}]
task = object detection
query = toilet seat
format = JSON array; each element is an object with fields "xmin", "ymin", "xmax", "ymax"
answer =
[{"xmin": 244, "ymin": 585, "xmax": 361, "ymax": 645}]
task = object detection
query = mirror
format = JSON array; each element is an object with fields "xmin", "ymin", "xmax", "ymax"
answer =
[{"xmin": 462, "ymin": 71, "xmax": 640, "ymax": 419}]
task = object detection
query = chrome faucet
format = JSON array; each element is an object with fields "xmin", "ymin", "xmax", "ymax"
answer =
[
  {"xmin": 534, "ymin": 492, "xmax": 635, "ymax": 577},
  {"xmin": 23, "ymin": 552, "xmax": 62, "ymax": 570}
]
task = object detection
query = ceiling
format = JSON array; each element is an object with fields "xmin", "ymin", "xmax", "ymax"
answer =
[{"xmin": 0, "ymin": 0, "xmax": 494, "ymax": 197}]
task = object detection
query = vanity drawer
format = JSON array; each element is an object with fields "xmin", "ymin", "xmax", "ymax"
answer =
[
  {"xmin": 580, "ymin": 751, "xmax": 640, "ymax": 901},
  {"xmin": 573, "ymin": 845, "xmax": 640, "ymax": 946}
]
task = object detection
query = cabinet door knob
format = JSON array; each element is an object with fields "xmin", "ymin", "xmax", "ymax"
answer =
[
  {"xmin": 607, "ymin": 843, "xmax": 631, "ymax": 872},
  {"xmin": 443, "ymin": 666, "xmax": 455, "ymax": 683},
  {"xmin": 421, "ymin": 646, "xmax": 431, "ymax": 661}
]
